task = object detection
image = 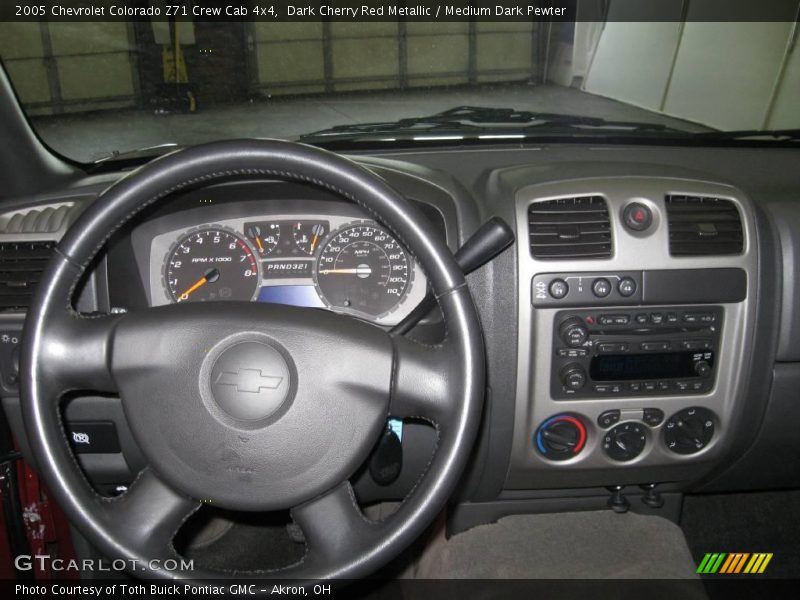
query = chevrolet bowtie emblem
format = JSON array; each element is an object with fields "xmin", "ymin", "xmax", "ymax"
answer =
[{"xmin": 214, "ymin": 368, "xmax": 284, "ymax": 393}]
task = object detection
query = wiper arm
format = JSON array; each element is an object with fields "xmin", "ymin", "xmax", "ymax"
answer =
[
  {"xmin": 691, "ymin": 128, "xmax": 800, "ymax": 142},
  {"xmin": 300, "ymin": 105, "xmax": 689, "ymax": 140},
  {"xmin": 93, "ymin": 142, "xmax": 181, "ymax": 164}
]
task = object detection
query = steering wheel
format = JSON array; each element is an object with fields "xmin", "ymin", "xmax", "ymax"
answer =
[{"xmin": 20, "ymin": 140, "xmax": 485, "ymax": 581}]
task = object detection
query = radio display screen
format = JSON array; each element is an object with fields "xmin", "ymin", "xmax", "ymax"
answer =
[{"xmin": 590, "ymin": 352, "xmax": 713, "ymax": 381}]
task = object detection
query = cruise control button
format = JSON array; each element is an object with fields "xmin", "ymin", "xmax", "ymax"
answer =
[
  {"xmin": 598, "ymin": 410, "xmax": 621, "ymax": 428},
  {"xmin": 549, "ymin": 279, "xmax": 569, "ymax": 299},
  {"xmin": 618, "ymin": 277, "xmax": 637, "ymax": 297},
  {"xmin": 592, "ymin": 278, "xmax": 612, "ymax": 298},
  {"xmin": 643, "ymin": 408, "xmax": 665, "ymax": 426}
]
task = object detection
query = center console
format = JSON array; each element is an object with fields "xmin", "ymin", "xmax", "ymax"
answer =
[{"xmin": 506, "ymin": 175, "xmax": 758, "ymax": 490}]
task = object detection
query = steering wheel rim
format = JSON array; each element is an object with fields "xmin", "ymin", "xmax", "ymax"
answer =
[{"xmin": 20, "ymin": 139, "xmax": 485, "ymax": 581}]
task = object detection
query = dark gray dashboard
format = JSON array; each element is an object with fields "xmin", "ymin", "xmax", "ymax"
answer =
[{"xmin": 1, "ymin": 142, "xmax": 799, "ymax": 520}]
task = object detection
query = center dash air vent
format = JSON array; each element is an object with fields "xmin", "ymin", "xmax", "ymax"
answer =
[
  {"xmin": 665, "ymin": 195, "xmax": 743, "ymax": 256},
  {"xmin": 528, "ymin": 196, "xmax": 612, "ymax": 259},
  {"xmin": 0, "ymin": 241, "xmax": 56, "ymax": 312}
]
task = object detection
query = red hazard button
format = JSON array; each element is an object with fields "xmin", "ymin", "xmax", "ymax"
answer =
[{"xmin": 623, "ymin": 202, "xmax": 653, "ymax": 232}]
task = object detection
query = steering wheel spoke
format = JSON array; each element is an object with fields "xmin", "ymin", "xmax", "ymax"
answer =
[
  {"xmin": 35, "ymin": 311, "xmax": 123, "ymax": 397},
  {"xmin": 290, "ymin": 482, "xmax": 376, "ymax": 568},
  {"xmin": 389, "ymin": 335, "xmax": 456, "ymax": 424},
  {"xmin": 102, "ymin": 468, "xmax": 200, "ymax": 558}
]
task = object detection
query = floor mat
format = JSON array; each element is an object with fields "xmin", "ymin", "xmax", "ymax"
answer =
[
  {"xmin": 415, "ymin": 510, "xmax": 701, "ymax": 580},
  {"xmin": 681, "ymin": 490, "xmax": 800, "ymax": 578}
]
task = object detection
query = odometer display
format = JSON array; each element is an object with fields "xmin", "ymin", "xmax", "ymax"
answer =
[
  {"xmin": 315, "ymin": 223, "xmax": 411, "ymax": 318},
  {"xmin": 164, "ymin": 228, "xmax": 260, "ymax": 302}
]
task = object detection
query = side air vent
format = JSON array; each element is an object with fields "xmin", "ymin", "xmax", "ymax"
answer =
[
  {"xmin": 665, "ymin": 195, "xmax": 743, "ymax": 256},
  {"xmin": 0, "ymin": 241, "xmax": 56, "ymax": 312},
  {"xmin": 0, "ymin": 203, "xmax": 75, "ymax": 234},
  {"xmin": 528, "ymin": 196, "xmax": 612, "ymax": 259}
]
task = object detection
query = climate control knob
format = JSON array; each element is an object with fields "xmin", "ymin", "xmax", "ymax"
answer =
[
  {"xmin": 559, "ymin": 317, "xmax": 588, "ymax": 347},
  {"xmin": 560, "ymin": 363, "xmax": 587, "ymax": 391},
  {"xmin": 603, "ymin": 422, "xmax": 647, "ymax": 461},
  {"xmin": 535, "ymin": 414, "xmax": 587, "ymax": 461},
  {"xmin": 664, "ymin": 407, "xmax": 715, "ymax": 454}
]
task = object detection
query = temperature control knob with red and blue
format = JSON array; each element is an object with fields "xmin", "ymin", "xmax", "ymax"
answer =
[{"xmin": 535, "ymin": 414, "xmax": 588, "ymax": 461}]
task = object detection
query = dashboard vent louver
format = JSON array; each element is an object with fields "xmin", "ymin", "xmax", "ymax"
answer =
[
  {"xmin": 0, "ymin": 241, "xmax": 56, "ymax": 312},
  {"xmin": 0, "ymin": 203, "xmax": 75, "ymax": 234},
  {"xmin": 665, "ymin": 195, "xmax": 743, "ymax": 256},
  {"xmin": 528, "ymin": 196, "xmax": 612, "ymax": 259}
]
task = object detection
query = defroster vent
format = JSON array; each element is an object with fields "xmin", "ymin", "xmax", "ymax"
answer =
[
  {"xmin": 528, "ymin": 196, "xmax": 612, "ymax": 259},
  {"xmin": 0, "ymin": 241, "xmax": 56, "ymax": 312},
  {"xmin": 665, "ymin": 195, "xmax": 743, "ymax": 256}
]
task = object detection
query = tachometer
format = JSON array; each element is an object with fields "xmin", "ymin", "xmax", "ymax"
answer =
[
  {"xmin": 314, "ymin": 223, "xmax": 411, "ymax": 318},
  {"xmin": 164, "ymin": 228, "xmax": 260, "ymax": 302}
]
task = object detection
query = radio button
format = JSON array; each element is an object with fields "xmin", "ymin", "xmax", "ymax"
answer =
[
  {"xmin": 592, "ymin": 278, "xmax": 612, "ymax": 298},
  {"xmin": 643, "ymin": 408, "xmax": 665, "ymax": 427},
  {"xmin": 657, "ymin": 381, "xmax": 671, "ymax": 391},
  {"xmin": 666, "ymin": 313, "xmax": 679, "ymax": 324},
  {"xmin": 694, "ymin": 360, "xmax": 712, "ymax": 378},
  {"xmin": 643, "ymin": 381, "xmax": 657, "ymax": 392},
  {"xmin": 650, "ymin": 313, "xmax": 664, "ymax": 324},
  {"xmin": 691, "ymin": 381, "xmax": 705, "ymax": 391},
  {"xmin": 640, "ymin": 341, "xmax": 671, "ymax": 351},
  {"xmin": 599, "ymin": 314, "xmax": 631, "ymax": 326},
  {"xmin": 557, "ymin": 348, "xmax": 588, "ymax": 358},
  {"xmin": 549, "ymin": 279, "xmax": 569, "ymax": 299},
  {"xmin": 597, "ymin": 342, "xmax": 629, "ymax": 354},
  {"xmin": 634, "ymin": 313, "xmax": 648, "ymax": 325},
  {"xmin": 618, "ymin": 277, "xmax": 637, "ymax": 297},
  {"xmin": 675, "ymin": 381, "xmax": 690, "ymax": 391},
  {"xmin": 683, "ymin": 312, "xmax": 715, "ymax": 324},
  {"xmin": 627, "ymin": 382, "xmax": 643, "ymax": 393},
  {"xmin": 598, "ymin": 410, "xmax": 621, "ymax": 428},
  {"xmin": 561, "ymin": 364, "xmax": 587, "ymax": 391},
  {"xmin": 683, "ymin": 339, "xmax": 712, "ymax": 350}
]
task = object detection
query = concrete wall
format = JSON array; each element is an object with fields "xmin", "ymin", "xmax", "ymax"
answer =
[
  {"xmin": 0, "ymin": 22, "xmax": 136, "ymax": 115},
  {"xmin": 252, "ymin": 21, "xmax": 539, "ymax": 95}
]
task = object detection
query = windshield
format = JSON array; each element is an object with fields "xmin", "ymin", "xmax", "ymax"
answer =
[{"xmin": 1, "ymin": 13, "xmax": 798, "ymax": 162}]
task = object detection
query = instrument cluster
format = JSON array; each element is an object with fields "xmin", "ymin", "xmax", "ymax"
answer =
[{"xmin": 150, "ymin": 214, "xmax": 428, "ymax": 326}]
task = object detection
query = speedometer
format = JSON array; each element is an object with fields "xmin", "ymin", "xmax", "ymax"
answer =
[
  {"xmin": 314, "ymin": 223, "xmax": 412, "ymax": 319},
  {"xmin": 164, "ymin": 227, "xmax": 260, "ymax": 303}
]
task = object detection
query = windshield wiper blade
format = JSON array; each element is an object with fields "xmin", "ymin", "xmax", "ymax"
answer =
[
  {"xmin": 93, "ymin": 142, "xmax": 181, "ymax": 164},
  {"xmin": 691, "ymin": 128, "xmax": 800, "ymax": 141},
  {"xmin": 300, "ymin": 105, "xmax": 689, "ymax": 140}
]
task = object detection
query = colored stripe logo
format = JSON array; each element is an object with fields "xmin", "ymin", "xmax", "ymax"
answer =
[{"xmin": 697, "ymin": 552, "xmax": 773, "ymax": 574}]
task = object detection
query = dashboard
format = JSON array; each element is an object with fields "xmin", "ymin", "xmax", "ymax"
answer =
[
  {"xmin": 2, "ymin": 143, "xmax": 800, "ymax": 527},
  {"xmin": 127, "ymin": 189, "xmax": 431, "ymax": 327}
]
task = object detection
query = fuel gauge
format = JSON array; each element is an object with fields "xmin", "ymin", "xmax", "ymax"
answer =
[
  {"xmin": 245, "ymin": 222, "xmax": 281, "ymax": 256},
  {"xmin": 292, "ymin": 221, "xmax": 327, "ymax": 255}
]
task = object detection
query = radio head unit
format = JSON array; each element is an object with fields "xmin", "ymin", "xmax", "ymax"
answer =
[{"xmin": 551, "ymin": 306, "xmax": 722, "ymax": 399}]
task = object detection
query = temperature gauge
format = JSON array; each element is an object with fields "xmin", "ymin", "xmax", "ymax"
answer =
[{"xmin": 292, "ymin": 221, "xmax": 327, "ymax": 255}]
